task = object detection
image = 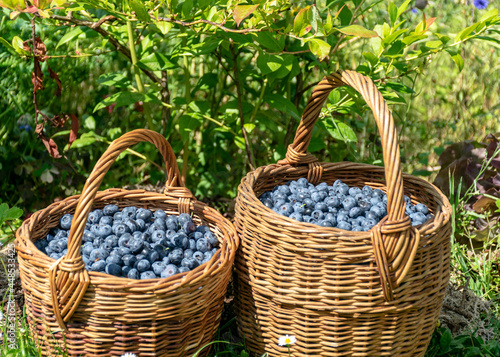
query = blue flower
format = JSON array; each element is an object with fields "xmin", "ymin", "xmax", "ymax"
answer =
[
  {"xmin": 19, "ymin": 124, "xmax": 33, "ymax": 132},
  {"xmin": 474, "ymin": 0, "xmax": 489, "ymax": 9},
  {"xmin": 411, "ymin": 8, "xmax": 418, "ymax": 14}
]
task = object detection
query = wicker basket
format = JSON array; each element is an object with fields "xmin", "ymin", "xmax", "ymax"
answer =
[
  {"xmin": 15, "ymin": 129, "xmax": 238, "ymax": 356},
  {"xmin": 234, "ymin": 70, "xmax": 452, "ymax": 356}
]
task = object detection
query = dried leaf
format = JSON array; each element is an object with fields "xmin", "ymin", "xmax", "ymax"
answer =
[
  {"xmin": 41, "ymin": 136, "xmax": 61, "ymax": 158},
  {"xmin": 34, "ymin": 36, "xmax": 47, "ymax": 61},
  {"xmin": 69, "ymin": 113, "xmax": 78, "ymax": 148},
  {"xmin": 35, "ymin": 123, "xmax": 44, "ymax": 135},
  {"xmin": 23, "ymin": 40, "xmax": 31, "ymax": 53},
  {"xmin": 233, "ymin": 4, "xmax": 259, "ymax": 27},
  {"xmin": 31, "ymin": 58, "xmax": 44, "ymax": 93},
  {"xmin": 48, "ymin": 65, "xmax": 62, "ymax": 96}
]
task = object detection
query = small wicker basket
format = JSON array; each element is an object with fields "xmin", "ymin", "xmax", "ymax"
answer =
[
  {"xmin": 15, "ymin": 129, "xmax": 238, "ymax": 356},
  {"xmin": 234, "ymin": 70, "xmax": 452, "ymax": 356}
]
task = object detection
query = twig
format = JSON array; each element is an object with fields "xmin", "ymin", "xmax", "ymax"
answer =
[
  {"xmin": 230, "ymin": 39, "xmax": 255, "ymax": 170},
  {"xmin": 50, "ymin": 13, "xmax": 161, "ymax": 84},
  {"xmin": 160, "ymin": 71, "xmax": 171, "ymax": 135},
  {"xmin": 157, "ymin": 16, "xmax": 268, "ymax": 34}
]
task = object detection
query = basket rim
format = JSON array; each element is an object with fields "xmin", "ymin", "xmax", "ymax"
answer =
[
  {"xmin": 16, "ymin": 187, "xmax": 238, "ymax": 291},
  {"xmin": 237, "ymin": 161, "xmax": 452, "ymax": 239}
]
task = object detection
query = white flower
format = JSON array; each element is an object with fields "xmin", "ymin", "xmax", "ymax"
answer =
[
  {"xmin": 278, "ymin": 335, "xmax": 296, "ymax": 346},
  {"xmin": 0, "ymin": 311, "xmax": 3, "ymax": 321},
  {"xmin": 120, "ymin": 353, "xmax": 137, "ymax": 357}
]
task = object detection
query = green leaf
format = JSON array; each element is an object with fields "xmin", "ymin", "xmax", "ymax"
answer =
[
  {"xmin": 138, "ymin": 52, "xmax": 178, "ymax": 71},
  {"xmin": 97, "ymin": 73, "xmax": 132, "ymax": 88},
  {"xmin": 56, "ymin": 27, "xmax": 84, "ymax": 49},
  {"xmin": 308, "ymin": 137, "xmax": 325, "ymax": 152},
  {"xmin": 243, "ymin": 123, "xmax": 256, "ymax": 133},
  {"xmin": 362, "ymin": 52, "xmax": 378, "ymax": 66},
  {"xmin": 182, "ymin": 0, "xmax": 193, "ymax": 18},
  {"xmin": 382, "ymin": 28, "xmax": 408, "ymax": 46},
  {"xmin": 402, "ymin": 34, "xmax": 427, "ymax": 45},
  {"xmin": 0, "ymin": 0, "xmax": 25, "ymax": 10},
  {"xmin": 308, "ymin": 5, "xmax": 319, "ymax": 34},
  {"xmin": 0, "ymin": 203, "xmax": 23, "ymax": 224},
  {"xmin": 179, "ymin": 114, "xmax": 201, "ymax": 142},
  {"xmin": 264, "ymin": 94, "xmax": 300, "ymax": 120},
  {"xmin": 397, "ymin": 0, "xmax": 412, "ymax": 19},
  {"xmin": 440, "ymin": 329, "xmax": 452, "ymax": 352},
  {"xmin": 455, "ymin": 22, "xmax": 479, "ymax": 42},
  {"xmin": 254, "ymin": 32, "xmax": 284, "ymax": 52},
  {"xmin": 477, "ymin": 36, "xmax": 500, "ymax": 45},
  {"xmin": 67, "ymin": 131, "xmax": 100, "ymax": 149},
  {"xmin": 12, "ymin": 36, "xmax": 28, "ymax": 56},
  {"xmin": 130, "ymin": 0, "xmax": 150, "ymax": 22},
  {"xmin": 0, "ymin": 37, "xmax": 16, "ymax": 55},
  {"xmin": 388, "ymin": 2, "xmax": 397, "ymax": 27},
  {"xmin": 323, "ymin": 117, "xmax": 357, "ymax": 142},
  {"xmin": 446, "ymin": 49, "xmax": 464, "ymax": 72},
  {"xmin": 233, "ymin": 4, "xmax": 258, "ymax": 27},
  {"xmin": 325, "ymin": 11, "xmax": 333, "ymax": 34},
  {"xmin": 479, "ymin": 8, "xmax": 498, "ymax": 23},
  {"xmin": 155, "ymin": 21, "xmax": 173, "ymax": 35},
  {"xmin": 336, "ymin": 25, "xmax": 379, "ymax": 38},
  {"xmin": 94, "ymin": 91, "xmax": 143, "ymax": 112},
  {"xmin": 385, "ymin": 40, "xmax": 405, "ymax": 57},
  {"xmin": 256, "ymin": 53, "xmax": 288, "ymax": 75},
  {"xmin": 307, "ymin": 38, "xmax": 331, "ymax": 61},
  {"xmin": 294, "ymin": 6, "xmax": 312, "ymax": 37},
  {"xmin": 384, "ymin": 82, "xmax": 414, "ymax": 94}
]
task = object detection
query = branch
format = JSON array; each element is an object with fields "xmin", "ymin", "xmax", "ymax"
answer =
[
  {"xmin": 157, "ymin": 16, "xmax": 268, "ymax": 34},
  {"xmin": 50, "ymin": 13, "xmax": 161, "ymax": 84},
  {"xmin": 230, "ymin": 39, "xmax": 255, "ymax": 171}
]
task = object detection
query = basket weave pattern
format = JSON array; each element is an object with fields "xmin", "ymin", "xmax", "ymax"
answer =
[
  {"xmin": 234, "ymin": 71, "xmax": 452, "ymax": 356},
  {"xmin": 16, "ymin": 130, "xmax": 238, "ymax": 356}
]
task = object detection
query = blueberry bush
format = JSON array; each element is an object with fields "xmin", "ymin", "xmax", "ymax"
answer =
[{"xmin": 1, "ymin": 0, "xmax": 500, "ymax": 355}]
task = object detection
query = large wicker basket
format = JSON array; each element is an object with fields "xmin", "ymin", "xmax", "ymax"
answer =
[
  {"xmin": 234, "ymin": 70, "xmax": 452, "ymax": 356},
  {"xmin": 15, "ymin": 129, "xmax": 238, "ymax": 356}
]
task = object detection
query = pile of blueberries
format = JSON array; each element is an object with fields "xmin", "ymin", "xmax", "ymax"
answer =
[
  {"xmin": 259, "ymin": 178, "xmax": 432, "ymax": 231},
  {"xmin": 34, "ymin": 205, "xmax": 219, "ymax": 280}
]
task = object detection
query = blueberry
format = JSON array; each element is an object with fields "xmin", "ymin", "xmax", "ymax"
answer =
[
  {"xmin": 145, "ymin": 250, "xmax": 160, "ymax": 264},
  {"xmin": 122, "ymin": 254, "xmax": 137, "ymax": 267},
  {"xmin": 279, "ymin": 203, "xmax": 294, "ymax": 216},
  {"xmin": 168, "ymin": 248, "xmax": 184, "ymax": 265},
  {"xmin": 82, "ymin": 255, "xmax": 90, "ymax": 266},
  {"xmin": 337, "ymin": 221, "xmax": 352, "ymax": 231},
  {"xmin": 324, "ymin": 213, "xmax": 337, "ymax": 226},
  {"xmin": 46, "ymin": 234, "xmax": 55, "ymax": 242},
  {"xmin": 373, "ymin": 189, "xmax": 384, "ymax": 199},
  {"xmin": 153, "ymin": 218, "xmax": 167, "ymax": 231},
  {"xmin": 136, "ymin": 259, "xmax": 151, "ymax": 272},
  {"xmin": 140, "ymin": 270, "xmax": 157, "ymax": 279},
  {"xmin": 203, "ymin": 251, "xmax": 214, "ymax": 263},
  {"xmin": 127, "ymin": 268, "xmax": 139, "ymax": 279},
  {"xmin": 178, "ymin": 213, "xmax": 192, "ymax": 226},
  {"xmin": 161, "ymin": 264, "xmax": 179, "ymax": 278},
  {"xmin": 128, "ymin": 238, "xmax": 144, "ymax": 254},
  {"xmin": 316, "ymin": 182, "xmax": 329, "ymax": 191},
  {"xmin": 152, "ymin": 261, "xmax": 165, "ymax": 275},
  {"xmin": 140, "ymin": 232, "xmax": 151, "ymax": 242},
  {"xmin": 49, "ymin": 252, "xmax": 60, "ymax": 260},
  {"xmin": 113, "ymin": 212, "xmax": 123, "ymax": 221},
  {"xmin": 92, "ymin": 237, "xmax": 104, "ymax": 248},
  {"xmin": 184, "ymin": 249, "xmax": 194, "ymax": 259},
  {"xmin": 166, "ymin": 216, "xmax": 179, "ymax": 231},
  {"xmin": 358, "ymin": 200, "xmax": 371, "ymax": 212},
  {"xmin": 99, "ymin": 216, "xmax": 113, "ymax": 226},
  {"xmin": 343, "ymin": 197, "xmax": 357, "ymax": 210},
  {"xmin": 122, "ymin": 266, "xmax": 132, "ymax": 276},
  {"xmin": 122, "ymin": 206, "xmax": 137, "ymax": 220},
  {"xmin": 88, "ymin": 209, "xmax": 103, "ymax": 224},
  {"xmin": 132, "ymin": 231, "xmax": 142, "ymax": 240},
  {"xmin": 314, "ymin": 202, "xmax": 327, "ymax": 212},
  {"xmin": 363, "ymin": 218, "xmax": 377, "ymax": 230},
  {"xmin": 97, "ymin": 224, "xmax": 112, "ymax": 238},
  {"xmin": 132, "ymin": 219, "xmax": 145, "ymax": 232},
  {"xmin": 182, "ymin": 221, "xmax": 196, "ymax": 234},
  {"xmin": 118, "ymin": 233, "xmax": 132, "ymax": 247},
  {"xmin": 59, "ymin": 214, "xmax": 73, "ymax": 230},
  {"xmin": 325, "ymin": 196, "xmax": 339, "ymax": 208},
  {"xmin": 153, "ymin": 244, "xmax": 169, "ymax": 259},
  {"xmin": 106, "ymin": 255, "xmax": 123, "ymax": 266},
  {"xmin": 136, "ymin": 208, "xmax": 153, "ymax": 222},
  {"xmin": 181, "ymin": 257, "xmax": 199, "ymax": 270},
  {"xmin": 188, "ymin": 239, "xmax": 196, "ymax": 250},
  {"xmin": 153, "ymin": 210, "xmax": 167, "ymax": 220},
  {"xmin": 105, "ymin": 263, "xmax": 122, "ymax": 277},
  {"xmin": 189, "ymin": 231, "xmax": 203, "ymax": 240},
  {"xmin": 319, "ymin": 220, "xmax": 334, "ymax": 227},
  {"xmin": 90, "ymin": 260, "xmax": 106, "ymax": 272},
  {"xmin": 349, "ymin": 207, "xmax": 362, "ymax": 218},
  {"xmin": 292, "ymin": 202, "xmax": 305, "ymax": 214},
  {"xmin": 112, "ymin": 223, "xmax": 130, "ymax": 236},
  {"xmin": 362, "ymin": 186, "xmax": 373, "ymax": 196},
  {"xmin": 103, "ymin": 204, "xmax": 119, "ymax": 216},
  {"xmin": 124, "ymin": 219, "xmax": 137, "ymax": 233},
  {"xmin": 89, "ymin": 248, "xmax": 109, "ymax": 262},
  {"xmin": 82, "ymin": 230, "xmax": 95, "ymax": 243},
  {"xmin": 311, "ymin": 210, "xmax": 324, "ymax": 220},
  {"xmin": 152, "ymin": 230, "xmax": 166, "ymax": 243},
  {"xmin": 171, "ymin": 233, "xmax": 188, "ymax": 249},
  {"xmin": 196, "ymin": 238, "xmax": 211, "ymax": 253},
  {"xmin": 289, "ymin": 213, "xmax": 303, "ymax": 222},
  {"xmin": 297, "ymin": 178, "xmax": 309, "ymax": 187},
  {"xmin": 415, "ymin": 203, "xmax": 429, "ymax": 215}
]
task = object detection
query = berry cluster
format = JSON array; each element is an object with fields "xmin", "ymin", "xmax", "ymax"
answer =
[
  {"xmin": 34, "ymin": 205, "xmax": 219, "ymax": 280},
  {"xmin": 259, "ymin": 178, "xmax": 432, "ymax": 231}
]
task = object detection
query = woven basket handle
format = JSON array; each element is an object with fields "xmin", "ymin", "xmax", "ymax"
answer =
[
  {"xmin": 49, "ymin": 129, "xmax": 194, "ymax": 330},
  {"xmin": 281, "ymin": 70, "xmax": 419, "ymax": 301}
]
